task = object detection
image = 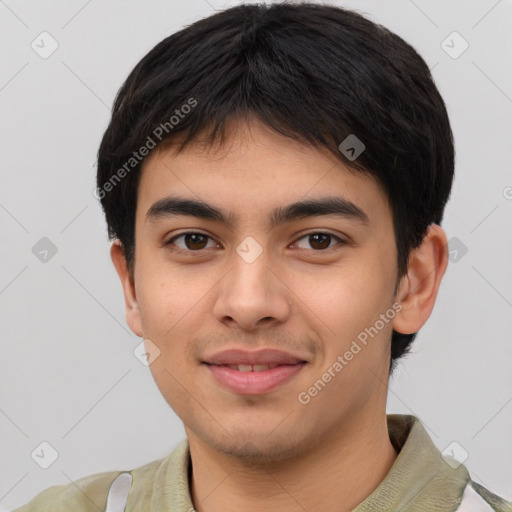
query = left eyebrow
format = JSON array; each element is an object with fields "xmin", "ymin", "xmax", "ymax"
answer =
[{"xmin": 145, "ymin": 195, "xmax": 370, "ymax": 229}]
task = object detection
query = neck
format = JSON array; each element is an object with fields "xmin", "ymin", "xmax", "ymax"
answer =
[{"xmin": 187, "ymin": 411, "xmax": 398, "ymax": 512}]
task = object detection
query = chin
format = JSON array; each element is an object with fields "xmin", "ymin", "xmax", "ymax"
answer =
[
  {"xmin": 217, "ymin": 438, "xmax": 305, "ymax": 468},
  {"xmin": 192, "ymin": 422, "xmax": 312, "ymax": 469}
]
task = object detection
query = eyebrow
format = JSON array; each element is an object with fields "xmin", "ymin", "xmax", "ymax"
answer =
[{"xmin": 145, "ymin": 195, "xmax": 369, "ymax": 229}]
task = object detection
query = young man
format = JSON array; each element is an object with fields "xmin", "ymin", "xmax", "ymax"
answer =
[{"xmin": 15, "ymin": 2, "xmax": 511, "ymax": 511}]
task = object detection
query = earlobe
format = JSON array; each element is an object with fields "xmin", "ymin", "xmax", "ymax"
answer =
[
  {"xmin": 110, "ymin": 240, "xmax": 144, "ymax": 337},
  {"xmin": 392, "ymin": 224, "xmax": 449, "ymax": 335}
]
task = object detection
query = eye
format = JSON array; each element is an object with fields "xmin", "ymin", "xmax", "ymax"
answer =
[
  {"xmin": 164, "ymin": 231, "xmax": 346, "ymax": 254},
  {"xmin": 293, "ymin": 232, "xmax": 345, "ymax": 251},
  {"xmin": 165, "ymin": 232, "xmax": 219, "ymax": 252}
]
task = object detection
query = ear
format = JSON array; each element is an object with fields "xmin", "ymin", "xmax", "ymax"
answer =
[
  {"xmin": 392, "ymin": 224, "xmax": 449, "ymax": 335},
  {"xmin": 110, "ymin": 240, "xmax": 143, "ymax": 337}
]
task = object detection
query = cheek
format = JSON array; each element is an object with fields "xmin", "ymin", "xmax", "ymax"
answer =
[
  {"xmin": 137, "ymin": 271, "xmax": 208, "ymax": 404},
  {"xmin": 294, "ymin": 260, "xmax": 393, "ymax": 335},
  {"xmin": 136, "ymin": 266, "xmax": 211, "ymax": 349}
]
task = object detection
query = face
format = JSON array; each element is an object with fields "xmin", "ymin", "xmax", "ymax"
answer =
[{"xmin": 120, "ymin": 118, "xmax": 405, "ymax": 465}]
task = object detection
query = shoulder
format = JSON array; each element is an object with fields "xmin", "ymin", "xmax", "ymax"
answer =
[
  {"xmin": 12, "ymin": 470, "xmax": 123, "ymax": 512},
  {"xmin": 12, "ymin": 458, "xmax": 164, "ymax": 512},
  {"xmin": 457, "ymin": 481, "xmax": 512, "ymax": 512}
]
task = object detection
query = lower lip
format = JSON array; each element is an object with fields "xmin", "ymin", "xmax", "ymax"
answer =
[{"xmin": 205, "ymin": 363, "xmax": 306, "ymax": 395}]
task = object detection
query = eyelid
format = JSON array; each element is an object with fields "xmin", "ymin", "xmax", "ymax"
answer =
[
  {"xmin": 164, "ymin": 229, "xmax": 211, "ymax": 241},
  {"xmin": 291, "ymin": 231, "xmax": 347, "ymax": 250},
  {"xmin": 164, "ymin": 231, "xmax": 220, "ymax": 251}
]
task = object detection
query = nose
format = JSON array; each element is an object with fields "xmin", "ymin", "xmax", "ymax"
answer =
[{"xmin": 212, "ymin": 242, "xmax": 291, "ymax": 331}]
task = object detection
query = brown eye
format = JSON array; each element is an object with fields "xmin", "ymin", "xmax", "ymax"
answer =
[
  {"xmin": 165, "ymin": 232, "xmax": 217, "ymax": 251},
  {"xmin": 309, "ymin": 233, "xmax": 331, "ymax": 249},
  {"xmin": 294, "ymin": 232, "xmax": 344, "ymax": 251},
  {"xmin": 183, "ymin": 233, "xmax": 208, "ymax": 250}
]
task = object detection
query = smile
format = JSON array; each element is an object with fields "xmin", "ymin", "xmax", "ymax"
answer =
[{"xmin": 205, "ymin": 362, "xmax": 306, "ymax": 395}]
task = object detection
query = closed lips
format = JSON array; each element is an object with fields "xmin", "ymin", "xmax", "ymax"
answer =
[
  {"xmin": 226, "ymin": 364, "xmax": 280, "ymax": 371},
  {"xmin": 203, "ymin": 348, "xmax": 308, "ymax": 367},
  {"xmin": 204, "ymin": 350, "xmax": 308, "ymax": 394}
]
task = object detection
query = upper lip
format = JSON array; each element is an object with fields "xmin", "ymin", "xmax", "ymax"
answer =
[{"xmin": 204, "ymin": 349, "xmax": 307, "ymax": 366}]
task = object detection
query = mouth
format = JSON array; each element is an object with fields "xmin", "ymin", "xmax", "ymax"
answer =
[
  {"xmin": 217, "ymin": 363, "xmax": 286, "ymax": 372},
  {"xmin": 203, "ymin": 349, "xmax": 308, "ymax": 395}
]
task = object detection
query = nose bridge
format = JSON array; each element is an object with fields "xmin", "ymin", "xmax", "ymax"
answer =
[
  {"xmin": 231, "ymin": 241, "xmax": 270, "ymax": 294},
  {"xmin": 213, "ymin": 237, "xmax": 290, "ymax": 328}
]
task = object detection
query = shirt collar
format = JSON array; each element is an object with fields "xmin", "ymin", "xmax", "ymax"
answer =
[
  {"xmin": 152, "ymin": 414, "xmax": 470, "ymax": 511},
  {"xmin": 353, "ymin": 415, "xmax": 470, "ymax": 511}
]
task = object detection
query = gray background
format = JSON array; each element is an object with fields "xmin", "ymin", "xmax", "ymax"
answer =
[{"xmin": 1, "ymin": 0, "xmax": 511, "ymax": 509}]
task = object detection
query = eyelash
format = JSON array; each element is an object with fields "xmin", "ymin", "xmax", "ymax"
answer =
[{"xmin": 163, "ymin": 231, "xmax": 347, "ymax": 255}]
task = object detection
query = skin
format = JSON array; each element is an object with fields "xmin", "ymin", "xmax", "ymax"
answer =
[{"xmin": 111, "ymin": 117, "xmax": 448, "ymax": 511}]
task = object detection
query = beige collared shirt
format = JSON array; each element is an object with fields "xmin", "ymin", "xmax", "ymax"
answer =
[{"xmin": 14, "ymin": 415, "xmax": 512, "ymax": 511}]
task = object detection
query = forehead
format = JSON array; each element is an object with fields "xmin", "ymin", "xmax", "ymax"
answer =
[{"xmin": 136, "ymin": 118, "xmax": 391, "ymax": 227}]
